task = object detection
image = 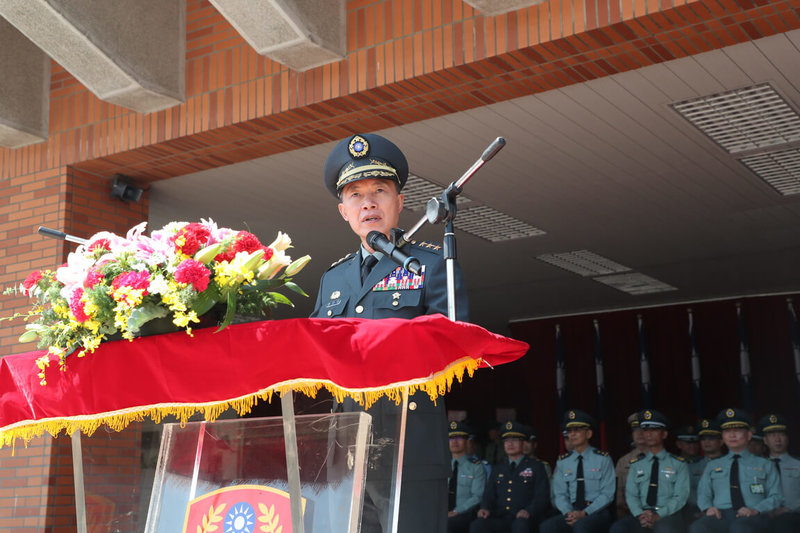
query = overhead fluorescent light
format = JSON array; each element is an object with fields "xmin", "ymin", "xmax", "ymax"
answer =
[
  {"xmin": 594, "ymin": 272, "xmax": 677, "ymax": 295},
  {"xmin": 403, "ymin": 173, "xmax": 469, "ymax": 212},
  {"xmin": 537, "ymin": 250, "xmax": 631, "ymax": 277},
  {"xmin": 454, "ymin": 205, "xmax": 546, "ymax": 242},
  {"xmin": 671, "ymin": 83, "xmax": 800, "ymax": 154},
  {"xmin": 739, "ymin": 148, "xmax": 800, "ymax": 195}
]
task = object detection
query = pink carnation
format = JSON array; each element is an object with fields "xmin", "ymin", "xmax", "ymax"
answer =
[
  {"xmin": 84, "ymin": 269, "xmax": 105, "ymax": 288},
  {"xmin": 22, "ymin": 270, "xmax": 42, "ymax": 296},
  {"xmin": 174, "ymin": 259, "xmax": 211, "ymax": 292},
  {"xmin": 69, "ymin": 288, "xmax": 90, "ymax": 322},
  {"xmin": 111, "ymin": 271, "xmax": 151, "ymax": 294},
  {"xmin": 88, "ymin": 238, "xmax": 111, "ymax": 252}
]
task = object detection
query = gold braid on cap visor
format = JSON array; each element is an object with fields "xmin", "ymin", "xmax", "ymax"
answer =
[{"xmin": 336, "ymin": 162, "xmax": 399, "ymax": 190}]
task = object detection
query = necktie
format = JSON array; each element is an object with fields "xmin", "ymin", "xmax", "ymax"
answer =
[
  {"xmin": 361, "ymin": 254, "xmax": 378, "ymax": 284},
  {"xmin": 448, "ymin": 460, "xmax": 458, "ymax": 511},
  {"xmin": 575, "ymin": 455, "xmax": 586, "ymax": 510},
  {"xmin": 730, "ymin": 454, "xmax": 745, "ymax": 509},
  {"xmin": 774, "ymin": 457, "xmax": 781, "ymax": 476},
  {"xmin": 646, "ymin": 456, "xmax": 659, "ymax": 507}
]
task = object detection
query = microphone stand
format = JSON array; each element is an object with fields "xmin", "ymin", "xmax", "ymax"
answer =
[{"xmin": 396, "ymin": 137, "xmax": 506, "ymax": 321}]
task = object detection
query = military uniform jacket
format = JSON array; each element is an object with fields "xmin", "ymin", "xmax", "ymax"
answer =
[
  {"xmin": 310, "ymin": 242, "xmax": 469, "ymax": 481},
  {"xmin": 696, "ymin": 449, "xmax": 782, "ymax": 513},
  {"xmin": 615, "ymin": 448, "xmax": 646, "ymax": 509},
  {"xmin": 687, "ymin": 456, "xmax": 708, "ymax": 507},
  {"xmin": 451, "ymin": 455, "xmax": 487, "ymax": 514},
  {"xmin": 480, "ymin": 456, "xmax": 549, "ymax": 518},
  {"xmin": 552, "ymin": 446, "xmax": 615, "ymax": 515},
  {"xmin": 773, "ymin": 453, "xmax": 800, "ymax": 511},
  {"xmin": 625, "ymin": 449, "xmax": 690, "ymax": 518}
]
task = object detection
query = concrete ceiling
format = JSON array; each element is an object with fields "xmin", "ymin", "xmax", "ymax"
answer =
[{"xmin": 149, "ymin": 29, "xmax": 800, "ymax": 334}]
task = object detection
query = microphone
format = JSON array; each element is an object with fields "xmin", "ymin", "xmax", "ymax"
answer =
[{"xmin": 367, "ymin": 231, "xmax": 422, "ymax": 275}]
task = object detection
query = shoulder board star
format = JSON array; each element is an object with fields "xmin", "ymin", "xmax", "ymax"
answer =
[
  {"xmin": 329, "ymin": 252, "xmax": 356, "ymax": 269},
  {"xmin": 414, "ymin": 240, "xmax": 442, "ymax": 251},
  {"xmin": 471, "ymin": 458, "xmax": 482, "ymax": 465},
  {"xmin": 558, "ymin": 452, "xmax": 571, "ymax": 461},
  {"xmin": 538, "ymin": 459, "xmax": 550, "ymax": 466},
  {"xmin": 594, "ymin": 449, "xmax": 609, "ymax": 456}
]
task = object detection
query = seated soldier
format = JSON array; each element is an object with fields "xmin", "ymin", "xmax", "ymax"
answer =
[
  {"xmin": 470, "ymin": 422, "xmax": 550, "ymax": 533},
  {"xmin": 759, "ymin": 413, "xmax": 800, "ymax": 533},
  {"xmin": 610, "ymin": 410, "xmax": 689, "ymax": 533},
  {"xmin": 540, "ymin": 410, "xmax": 615, "ymax": 533},
  {"xmin": 448, "ymin": 421, "xmax": 488, "ymax": 533}
]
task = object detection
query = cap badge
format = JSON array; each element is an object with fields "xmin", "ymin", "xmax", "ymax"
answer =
[
  {"xmin": 726, "ymin": 409, "xmax": 735, "ymax": 418},
  {"xmin": 702, "ymin": 420, "xmax": 709, "ymax": 428},
  {"xmin": 349, "ymin": 136, "xmax": 369, "ymax": 158},
  {"xmin": 644, "ymin": 411, "xmax": 652, "ymax": 420},
  {"xmin": 769, "ymin": 415, "xmax": 777, "ymax": 424},
  {"xmin": 505, "ymin": 422, "xmax": 513, "ymax": 430},
  {"xmin": 450, "ymin": 421, "xmax": 457, "ymax": 430},
  {"xmin": 568, "ymin": 411, "xmax": 576, "ymax": 420}
]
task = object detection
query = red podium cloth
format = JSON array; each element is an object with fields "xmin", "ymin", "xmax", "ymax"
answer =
[{"xmin": 0, "ymin": 315, "xmax": 528, "ymax": 447}]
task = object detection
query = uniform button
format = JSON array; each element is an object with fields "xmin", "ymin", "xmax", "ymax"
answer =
[
  {"xmin": 505, "ymin": 507, "xmax": 510, "ymax": 510},
  {"xmin": 507, "ymin": 489, "xmax": 512, "ymax": 493},
  {"xmin": 355, "ymin": 305, "xmax": 364, "ymax": 314},
  {"xmin": 392, "ymin": 301, "xmax": 399, "ymax": 306},
  {"xmin": 327, "ymin": 310, "xmax": 332, "ymax": 316},
  {"xmin": 506, "ymin": 497, "xmax": 512, "ymax": 501},
  {"xmin": 408, "ymin": 402, "xmax": 417, "ymax": 411}
]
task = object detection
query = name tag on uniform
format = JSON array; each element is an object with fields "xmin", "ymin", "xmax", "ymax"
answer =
[
  {"xmin": 750, "ymin": 483, "xmax": 765, "ymax": 494},
  {"xmin": 635, "ymin": 470, "xmax": 646, "ymax": 478},
  {"xmin": 372, "ymin": 266, "xmax": 425, "ymax": 291}
]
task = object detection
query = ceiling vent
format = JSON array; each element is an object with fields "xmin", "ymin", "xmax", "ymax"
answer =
[
  {"xmin": 739, "ymin": 148, "xmax": 800, "ymax": 196},
  {"xmin": 404, "ymin": 173, "xmax": 545, "ymax": 242},
  {"xmin": 594, "ymin": 272, "xmax": 677, "ymax": 295},
  {"xmin": 671, "ymin": 83, "xmax": 800, "ymax": 154},
  {"xmin": 537, "ymin": 250, "xmax": 631, "ymax": 277}
]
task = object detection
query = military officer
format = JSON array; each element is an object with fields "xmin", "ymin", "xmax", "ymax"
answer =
[
  {"xmin": 616, "ymin": 412, "xmax": 649, "ymax": 517},
  {"xmin": 540, "ymin": 410, "xmax": 615, "ymax": 533},
  {"xmin": 523, "ymin": 428, "xmax": 553, "ymax": 480},
  {"xmin": 690, "ymin": 408, "xmax": 782, "ymax": 533},
  {"xmin": 759, "ymin": 413, "xmax": 800, "ymax": 533},
  {"xmin": 675, "ymin": 424, "xmax": 702, "ymax": 463},
  {"xmin": 311, "ymin": 133, "xmax": 470, "ymax": 533},
  {"xmin": 610, "ymin": 410, "xmax": 689, "ymax": 533},
  {"xmin": 471, "ymin": 421, "xmax": 550, "ymax": 533},
  {"xmin": 697, "ymin": 417, "xmax": 725, "ymax": 461},
  {"xmin": 448, "ymin": 421, "xmax": 488, "ymax": 533}
]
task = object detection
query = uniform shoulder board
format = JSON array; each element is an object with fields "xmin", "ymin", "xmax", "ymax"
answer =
[
  {"xmin": 410, "ymin": 240, "xmax": 443, "ymax": 252},
  {"xmin": 471, "ymin": 457, "xmax": 482, "ymax": 465},
  {"xmin": 594, "ymin": 449, "xmax": 609, "ymax": 456},
  {"xmin": 329, "ymin": 252, "xmax": 356, "ymax": 269},
  {"xmin": 630, "ymin": 456, "xmax": 641, "ymax": 464},
  {"xmin": 675, "ymin": 455, "xmax": 686, "ymax": 462},
  {"xmin": 558, "ymin": 452, "xmax": 571, "ymax": 461},
  {"xmin": 538, "ymin": 458, "xmax": 550, "ymax": 466}
]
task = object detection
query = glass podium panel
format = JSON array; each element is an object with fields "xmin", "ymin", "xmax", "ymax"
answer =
[{"xmin": 143, "ymin": 413, "xmax": 371, "ymax": 533}]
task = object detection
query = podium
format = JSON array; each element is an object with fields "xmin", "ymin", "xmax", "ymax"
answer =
[{"xmin": 0, "ymin": 316, "xmax": 529, "ymax": 532}]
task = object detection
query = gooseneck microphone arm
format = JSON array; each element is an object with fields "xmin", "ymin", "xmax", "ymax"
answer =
[
  {"xmin": 38, "ymin": 226, "xmax": 88, "ymax": 245},
  {"xmin": 367, "ymin": 231, "xmax": 421, "ymax": 275}
]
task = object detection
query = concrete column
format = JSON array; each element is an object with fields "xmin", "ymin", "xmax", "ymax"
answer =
[
  {"xmin": 0, "ymin": 0, "xmax": 184, "ymax": 114},
  {"xmin": 210, "ymin": 0, "xmax": 345, "ymax": 72},
  {"xmin": 463, "ymin": 0, "xmax": 546, "ymax": 15},
  {"xmin": 0, "ymin": 17, "xmax": 49, "ymax": 148}
]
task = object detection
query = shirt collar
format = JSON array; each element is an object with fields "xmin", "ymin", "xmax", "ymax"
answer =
[{"xmin": 360, "ymin": 245, "xmax": 385, "ymax": 263}]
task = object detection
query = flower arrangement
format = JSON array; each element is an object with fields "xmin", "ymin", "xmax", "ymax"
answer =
[{"xmin": 5, "ymin": 220, "xmax": 310, "ymax": 384}]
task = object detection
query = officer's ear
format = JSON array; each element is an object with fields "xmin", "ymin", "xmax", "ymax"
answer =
[{"xmin": 586, "ymin": 428, "xmax": 593, "ymax": 441}]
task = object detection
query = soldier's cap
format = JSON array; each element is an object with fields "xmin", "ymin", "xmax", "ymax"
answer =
[
  {"xmin": 675, "ymin": 425, "xmax": 699, "ymax": 442},
  {"xmin": 563, "ymin": 409, "xmax": 595, "ymax": 430},
  {"xmin": 627, "ymin": 412, "xmax": 641, "ymax": 429},
  {"xmin": 716, "ymin": 407, "xmax": 752, "ymax": 430},
  {"xmin": 528, "ymin": 428, "xmax": 538, "ymax": 441},
  {"xmin": 448, "ymin": 420, "xmax": 472, "ymax": 438},
  {"xmin": 500, "ymin": 421, "xmax": 530, "ymax": 440},
  {"xmin": 751, "ymin": 431, "xmax": 763, "ymax": 441},
  {"xmin": 323, "ymin": 133, "xmax": 409, "ymax": 198},
  {"xmin": 638, "ymin": 409, "xmax": 670, "ymax": 430},
  {"xmin": 698, "ymin": 417, "xmax": 722, "ymax": 437},
  {"xmin": 758, "ymin": 413, "xmax": 788, "ymax": 434}
]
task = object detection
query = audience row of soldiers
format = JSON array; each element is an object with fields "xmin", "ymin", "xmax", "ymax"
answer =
[{"xmin": 446, "ymin": 409, "xmax": 799, "ymax": 532}]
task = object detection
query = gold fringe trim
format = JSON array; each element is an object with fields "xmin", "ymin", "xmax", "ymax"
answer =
[{"xmin": 0, "ymin": 356, "xmax": 482, "ymax": 453}]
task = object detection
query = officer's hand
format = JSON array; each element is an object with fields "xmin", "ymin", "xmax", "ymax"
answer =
[
  {"xmin": 477, "ymin": 509, "xmax": 490, "ymax": 519},
  {"xmin": 516, "ymin": 509, "xmax": 530, "ymax": 519},
  {"xmin": 705, "ymin": 507, "xmax": 722, "ymax": 519},
  {"xmin": 565, "ymin": 510, "xmax": 586, "ymax": 525},
  {"xmin": 448, "ymin": 511, "xmax": 458, "ymax": 517},
  {"xmin": 736, "ymin": 507, "xmax": 759, "ymax": 518}
]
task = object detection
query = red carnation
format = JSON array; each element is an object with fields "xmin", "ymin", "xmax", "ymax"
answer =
[
  {"xmin": 172, "ymin": 223, "xmax": 211, "ymax": 257},
  {"xmin": 69, "ymin": 288, "xmax": 90, "ymax": 322},
  {"xmin": 22, "ymin": 270, "xmax": 42, "ymax": 296},
  {"xmin": 88, "ymin": 238, "xmax": 111, "ymax": 252},
  {"xmin": 262, "ymin": 246, "xmax": 274, "ymax": 262},
  {"xmin": 174, "ymin": 259, "xmax": 211, "ymax": 292},
  {"xmin": 84, "ymin": 268, "xmax": 105, "ymax": 288},
  {"xmin": 111, "ymin": 271, "xmax": 151, "ymax": 294},
  {"xmin": 231, "ymin": 231, "xmax": 263, "ymax": 254}
]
